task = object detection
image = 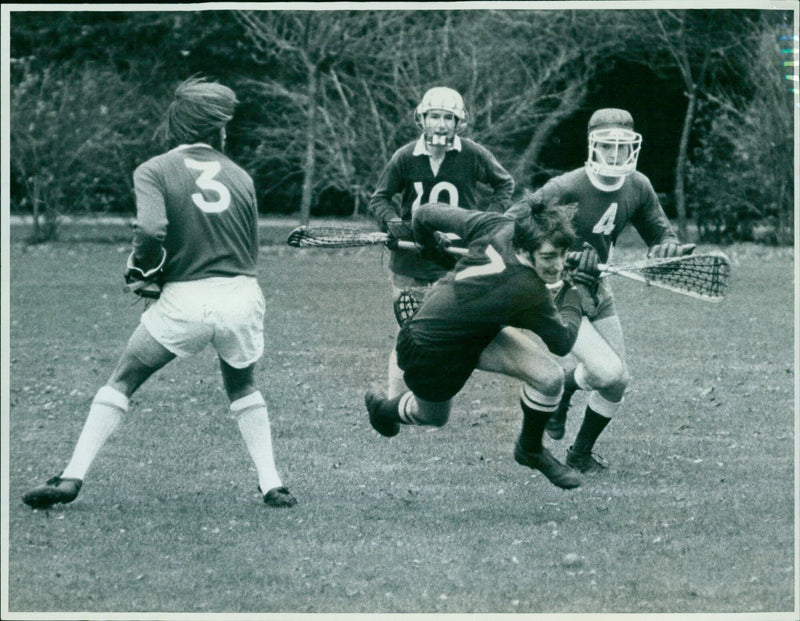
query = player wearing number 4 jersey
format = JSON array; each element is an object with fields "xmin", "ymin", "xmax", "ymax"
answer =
[
  {"xmin": 508, "ymin": 108, "xmax": 695, "ymax": 472},
  {"xmin": 22, "ymin": 77, "xmax": 296, "ymax": 510},
  {"xmin": 365, "ymin": 196, "xmax": 586, "ymax": 490},
  {"xmin": 368, "ymin": 87, "xmax": 514, "ymax": 400}
]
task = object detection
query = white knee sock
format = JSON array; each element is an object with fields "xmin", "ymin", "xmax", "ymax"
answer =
[
  {"xmin": 387, "ymin": 348, "xmax": 407, "ymax": 399},
  {"xmin": 233, "ymin": 391, "xmax": 283, "ymax": 493},
  {"xmin": 61, "ymin": 385, "xmax": 127, "ymax": 480}
]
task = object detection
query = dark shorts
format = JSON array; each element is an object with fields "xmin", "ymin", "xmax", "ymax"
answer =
[
  {"xmin": 396, "ymin": 325, "xmax": 493, "ymax": 403},
  {"xmin": 590, "ymin": 278, "xmax": 617, "ymax": 321}
]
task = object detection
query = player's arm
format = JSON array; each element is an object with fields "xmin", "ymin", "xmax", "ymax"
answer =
[
  {"xmin": 412, "ymin": 202, "xmax": 508, "ymax": 250},
  {"xmin": 367, "ymin": 152, "xmax": 405, "ymax": 232},
  {"xmin": 126, "ymin": 165, "xmax": 169, "ymax": 295},
  {"xmin": 477, "ymin": 144, "xmax": 515, "ymax": 212},
  {"xmin": 519, "ymin": 285, "xmax": 583, "ymax": 357},
  {"xmin": 630, "ymin": 177, "xmax": 694, "ymax": 258}
]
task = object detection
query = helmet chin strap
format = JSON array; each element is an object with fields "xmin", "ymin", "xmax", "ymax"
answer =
[{"xmin": 585, "ymin": 166, "xmax": 626, "ymax": 192}]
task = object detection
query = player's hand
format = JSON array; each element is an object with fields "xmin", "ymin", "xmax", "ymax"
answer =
[
  {"xmin": 385, "ymin": 218, "xmax": 413, "ymax": 250},
  {"xmin": 648, "ymin": 241, "xmax": 696, "ymax": 258},
  {"xmin": 566, "ymin": 242, "xmax": 600, "ymax": 287},
  {"xmin": 124, "ymin": 249, "xmax": 165, "ymax": 299},
  {"xmin": 417, "ymin": 231, "xmax": 458, "ymax": 270}
]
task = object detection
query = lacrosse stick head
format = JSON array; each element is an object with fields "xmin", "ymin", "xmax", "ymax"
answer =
[{"xmin": 608, "ymin": 250, "xmax": 731, "ymax": 302}]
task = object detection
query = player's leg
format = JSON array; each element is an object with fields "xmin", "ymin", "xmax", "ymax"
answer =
[
  {"xmin": 366, "ymin": 390, "xmax": 452, "ymax": 437},
  {"xmin": 566, "ymin": 312, "xmax": 629, "ymax": 472},
  {"xmin": 22, "ymin": 324, "xmax": 175, "ymax": 509},
  {"xmin": 211, "ymin": 275, "xmax": 296, "ymax": 507},
  {"xmin": 367, "ymin": 323, "xmax": 461, "ymax": 436},
  {"xmin": 476, "ymin": 328, "xmax": 580, "ymax": 489},
  {"xmin": 220, "ymin": 359, "xmax": 296, "ymax": 508},
  {"xmin": 387, "ymin": 275, "xmax": 434, "ymax": 398}
]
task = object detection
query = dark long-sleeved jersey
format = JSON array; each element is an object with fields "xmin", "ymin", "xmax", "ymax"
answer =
[
  {"xmin": 369, "ymin": 135, "xmax": 514, "ymax": 280},
  {"xmin": 409, "ymin": 204, "xmax": 581, "ymax": 357},
  {"xmin": 132, "ymin": 143, "xmax": 259, "ymax": 282},
  {"xmin": 507, "ymin": 168, "xmax": 677, "ymax": 263}
]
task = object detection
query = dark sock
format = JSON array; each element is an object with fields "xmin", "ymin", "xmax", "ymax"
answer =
[
  {"xmin": 518, "ymin": 401, "xmax": 550, "ymax": 453},
  {"xmin": 563, "ymin": 368, "xmax": 579, "ymax": 394},
  {"xmin": 572, "ymin": 406, "xmax": 611, "ymax": 454}
]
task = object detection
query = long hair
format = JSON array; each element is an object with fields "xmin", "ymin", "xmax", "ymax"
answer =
[
  {"xmin": 156, "ymin": 76, "xmax": 238, "ymax": 147},
  {"xmin": 511, "ymin": 190, "xmax": 576, "ymax": 253}
]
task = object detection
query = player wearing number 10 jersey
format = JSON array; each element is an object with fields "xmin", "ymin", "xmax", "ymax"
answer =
[
  {"xmin": 22, "ymin": 77, "xmax": 296, "ymax": 511},
  {"xmin": 368, "ymin": 87, "xmax": 515, "ymax": 399}
]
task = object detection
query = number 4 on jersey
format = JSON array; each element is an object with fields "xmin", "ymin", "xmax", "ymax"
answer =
[{"xmin": 592, "ymin": 202, "xmax": 617, "ymax": 236}]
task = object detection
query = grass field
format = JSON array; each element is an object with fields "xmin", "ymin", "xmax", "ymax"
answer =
[{"xmin": 3, "ymin": 235, "xmax": 797, "ymax": 618}]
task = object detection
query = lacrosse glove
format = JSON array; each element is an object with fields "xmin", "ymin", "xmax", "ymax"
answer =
[
  {"xmin": 124, "ymin": 248, "xmax": 166, "ymax": 299},
  {"xmin": 384, "ymin": 218, "xmax": 414, "ymax": 251},
  {"xmin": 566, "ymin": 242, "xmax": 601, "ymax": 288},
  {"xmin": 648, "ymin": 240, "xmax": 696, "ymax": 258}
]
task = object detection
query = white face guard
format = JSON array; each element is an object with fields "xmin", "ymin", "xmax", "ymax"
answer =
[
  {"xmin": 586, "ymin": 128, "xmax": 642, "ymax": 177},
  {"xmin": 414, "ymin": 87, "xmax": 467, "ymax": 148}
]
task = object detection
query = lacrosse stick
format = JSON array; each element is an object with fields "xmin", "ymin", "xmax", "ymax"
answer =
[
  {"xmin": 596, "ymin": 250, "xmax": 730, "ymax": 302},
  {"xmin": 286, "ymin": 225, "xmax": 469, "ymax": 255}
]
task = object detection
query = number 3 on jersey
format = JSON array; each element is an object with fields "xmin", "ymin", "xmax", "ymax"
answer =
[
  {"xmin": 592, "ymin": 202, "xmax": 617, "ymax": 236},
  {"xmin": 185, "ymin": 158, "xmax": 231, "ymax": 213}
]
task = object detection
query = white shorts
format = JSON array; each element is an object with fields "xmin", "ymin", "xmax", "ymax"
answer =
[{"xmin": 141, "ymin": 276, "xmax": 265, "ymax": 368}]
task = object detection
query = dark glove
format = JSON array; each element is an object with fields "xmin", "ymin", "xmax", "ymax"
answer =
[
  {"xmin": 566, "ymin": 242, "xmax": 601, "ymax": 288},
  {"xmin": 648, "ymin": 241, "xmax": 696, "ymax": 258},
  {"xmin": 384, "ymin": 218, "xmax": 413, "ymax": 251},
  {"xmin": 417, "ymin": 231, "xmax": 458, "ymax": 270},
  {"xmin": 124, "ymin": 249, "xmax": 166, "ymax": 299}
]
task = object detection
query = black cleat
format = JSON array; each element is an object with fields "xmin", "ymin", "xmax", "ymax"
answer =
[
  {"xmin": 22, "ymin": 475, "xmax": 82, "ymax": 509},
  {"xmin": 260, "ymin": 485, "xmax": 297, "ymax": 507},
  {"xmin": 365, "ymin": 390, "xmax": 400, "ymax": 437},
  {"xmin": 566, "ymin": 445, "xmax": 609, "ymax": 473},
  {"xmin": 514, "ymin": 442, "xmax": 581, "ymax": 489}
]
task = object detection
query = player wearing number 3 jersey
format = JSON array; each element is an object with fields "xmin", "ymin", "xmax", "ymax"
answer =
[
  {"xmin": 22, "ymin": 77, "xmax": 296, "ymax": 510},
  {"xmin": 365, "ymin": 197, "xmax": 586, "ymax": 490},
  {"xmin": 368, "ymin": 87, "xmax": 515, "ymax": 400}
]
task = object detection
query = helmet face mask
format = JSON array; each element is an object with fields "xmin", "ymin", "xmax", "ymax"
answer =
[
  {"xmin": 415, "ymin": 87, "xmax": 468, "ymax": 148},
  {"xmin": 586, "ymin": 127, "xmax": 642, "ymax": 177}
]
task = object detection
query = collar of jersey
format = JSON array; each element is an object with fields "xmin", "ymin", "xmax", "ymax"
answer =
[
  {"xmin": 585, "ymin": 165, "xmax": 626, "ymax": 192},
  {"xmin": 413, "ymin": 134, "xmax": 462, "ymax": 156}
]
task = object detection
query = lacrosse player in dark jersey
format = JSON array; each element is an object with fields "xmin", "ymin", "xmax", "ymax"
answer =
[
  {"xmin": 507, "ymin": 108, "xmax": 695, "ymax": 473},
  {"xmin": 22, "ymin": 77, "xmax": 297, "ymax": 510},
  {"xmin": 368, "ymin": 86, "xmax": 515, "ymax": 399},
  {"xmin": 365, "ymin": 195, "xmax": 586, "ymax": 490}
]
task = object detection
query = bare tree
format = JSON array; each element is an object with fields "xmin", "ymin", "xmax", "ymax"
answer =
[
  {"xmin": 10, "ymin": 59, "xmax": 159, "ymax": 242},
  {"xmin": 625, "ymin": 10, "xmax": 755, "ymax": 239},
  {"xmin": 234, "ymin": 10, "xmax": 403, "ymax": 224}
]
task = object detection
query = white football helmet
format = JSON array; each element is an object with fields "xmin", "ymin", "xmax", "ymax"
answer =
[
  {"xmin": 414, "ymin": 87, "xmax": 468, "ymax": 148},
  {"xmin": 586, "ymin": 108, "xmax": 642, "ymax": 178}
]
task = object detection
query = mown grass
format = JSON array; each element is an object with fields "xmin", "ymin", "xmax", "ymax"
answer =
[{"xmin": 4, "ymin": 239, "xmax": 796, "ymax": 616}]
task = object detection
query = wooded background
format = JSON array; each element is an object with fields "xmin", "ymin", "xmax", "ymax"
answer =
[{"xmin": 7, "ymin": 7, "xmax": 795, "ymax": 244}]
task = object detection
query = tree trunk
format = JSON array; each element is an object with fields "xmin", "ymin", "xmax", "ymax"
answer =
[
  {"xmin": 300, "ymin": 64, "xmax": 319, "ymax": 226},
  {"xmin": 673, "ymin": 87, "xmax": 695, "ymax": 241},
  {"xmin": 511, "ymin": 86, "xmax": 583, "ymax": 184}
]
